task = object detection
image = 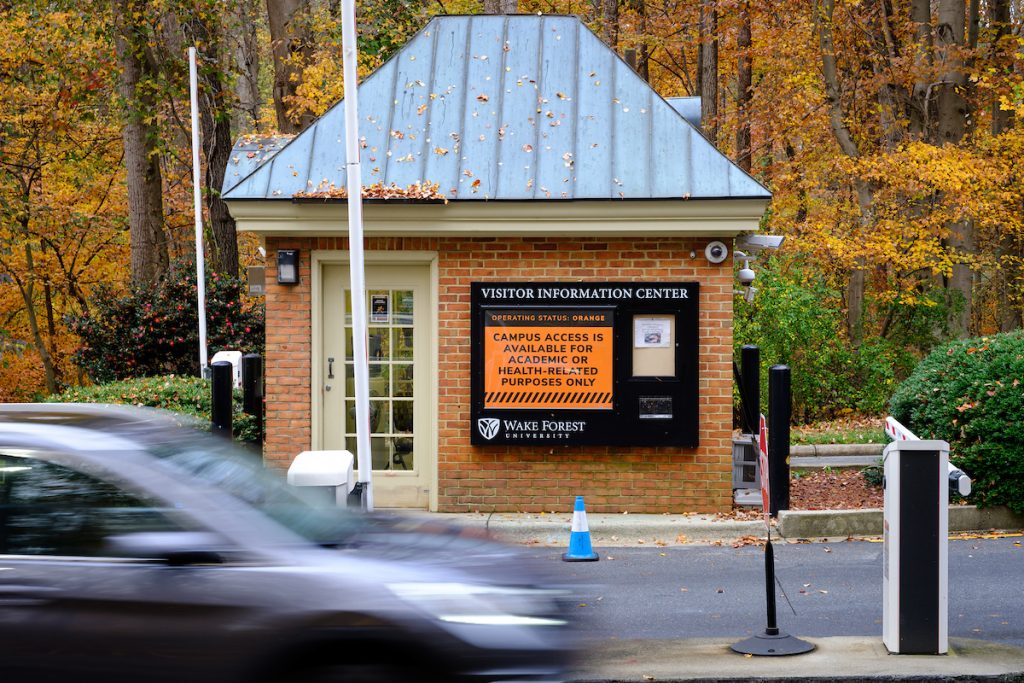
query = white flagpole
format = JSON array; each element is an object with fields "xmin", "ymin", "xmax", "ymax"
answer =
[
  {"xmin": 340, "ymin": 0, "xmax": 373, "ymax": 509},
  {"xmin": 188, "ymin": 47, "xmax": 209, "ymax": 377}
]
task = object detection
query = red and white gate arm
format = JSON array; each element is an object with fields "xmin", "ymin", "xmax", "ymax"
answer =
[{"xmin": 885, "ymin": 417, "xmax": 971, "ymax": 496}]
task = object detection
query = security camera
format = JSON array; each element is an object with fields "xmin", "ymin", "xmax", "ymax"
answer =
[
  {"xmin": 705, "ymin": 241, "xmax": 729, "ymax": 264},
  {"xmin": 737, "ymin": 265, "xmax": 756, "ymax": 286}
]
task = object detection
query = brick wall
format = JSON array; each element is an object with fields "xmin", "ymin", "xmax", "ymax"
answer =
[{"xmin": 263, "ymin": 235, "xmax": 734, "ymax": 514}]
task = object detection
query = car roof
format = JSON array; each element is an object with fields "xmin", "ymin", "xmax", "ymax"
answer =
[{"xmin": 0, "ymin": 403, "xmax": 202, "ymax": 453}]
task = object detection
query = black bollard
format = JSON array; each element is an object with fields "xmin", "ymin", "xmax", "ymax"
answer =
[
  {"xmin": 242, "ymin": 353, "xmax": 263, "ymax": 442},
  {"xmin": 210, "ymin": 361, "xmax": 233, "ymax": 438},
  {"xmin": 740, "ymin": 345, "xmax": 760, "ymax": 435},
  {"xmin": 768, "ymin": 365, "xmax": 791, "ymax": 516}
]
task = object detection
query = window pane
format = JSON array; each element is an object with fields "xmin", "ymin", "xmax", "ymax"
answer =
[
  {"xmin": 394, "ymin": 290, "xmax": 414, "ymax": 324},
  {"xmin": 368, "ymin": 364, "xmax": 389, "ymax": 396},
  {"xmin": 345, "ymin": 400, "xmax": 390, "ymax": 434},
  {"xmin": 393, "ymin": 364, "xmax": 413, "ymax": 397},
  {"xmin": 345, "ymin": 399, "xmax": 356, "ymax": 433},
  {"xmin": 392, "ymin": 437, "xmax": 414, "ymax": 470},
  {"xmin": 368, "ymin": 328, "xmax": 390, "ymax": 360},
  {"xmin": 345, "ymin": 436, "xmax": 393, "ymax": 471},
  {"xmin": 392, "ymin": 328, "xmax": 414, "ymax": 360},
  {"xmin": 370, "ymin": 400, "xmax": 390, "ymax": 433},
  {"xmin": 393, "ymin": 400, "xmax": 413, "ymax": 434}
]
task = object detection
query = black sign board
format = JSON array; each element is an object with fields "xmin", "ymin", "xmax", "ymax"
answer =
[{"xmin": 471, "ymin": 282, "xmax": 699, "ymax": 446}]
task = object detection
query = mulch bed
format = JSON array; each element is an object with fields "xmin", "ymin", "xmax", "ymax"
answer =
[{"xmin": 788, "ymin": 468, "xmax": 884, "ymax": 510}]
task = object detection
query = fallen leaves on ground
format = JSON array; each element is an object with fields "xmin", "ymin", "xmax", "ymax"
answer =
[
  {"xmin": 731, "ymin": 535, "xmax": 765, "ymax": 548},
  {"xmin": 789, "ymin": 469, "xmax": 883, "ymax": 510}
]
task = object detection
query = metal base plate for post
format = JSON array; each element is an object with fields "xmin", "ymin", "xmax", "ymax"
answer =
[{"xmin": 731, "ymin": 631, "xmax": 816, "ymax": 656}]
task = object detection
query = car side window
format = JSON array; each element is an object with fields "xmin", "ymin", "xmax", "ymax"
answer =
[{"xmin": 0, "ymin": 451, "xmax": 185, "ymax": 557}]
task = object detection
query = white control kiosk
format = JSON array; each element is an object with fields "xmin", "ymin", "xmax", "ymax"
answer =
[{"xmin": 882, "ymin": 417, "xmax": 971, "ymax": 655}]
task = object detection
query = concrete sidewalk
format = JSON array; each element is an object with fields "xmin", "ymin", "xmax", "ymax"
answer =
[{"xmin": 570, "ymin": 636, "xmax": 1024, "ymax": 682}]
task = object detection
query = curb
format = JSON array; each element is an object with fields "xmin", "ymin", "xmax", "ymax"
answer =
[
  {"xmin": 403, "ymin": 505, "xmax": 1024, "ymax": 546},
  {"xmin": 791, "ymin": 443, "xmax": 885, "ymax": 457},
  {"xmin": 443, "ymin": 512, "xmax": 768, "ymax": 546},
  {"xmin": 777, "ymin": 505, "xmax": 1024, "ymax": 539}
]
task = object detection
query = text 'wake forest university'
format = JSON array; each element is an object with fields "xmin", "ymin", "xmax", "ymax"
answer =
[{"xmin": 483, "ymin": 308, "xmax": 613, "ymax": 410}]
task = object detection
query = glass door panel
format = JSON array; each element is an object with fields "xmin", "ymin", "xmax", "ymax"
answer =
[{"xmin": 344, "ymin": 289, "xmax": 416, "ymax": 472}]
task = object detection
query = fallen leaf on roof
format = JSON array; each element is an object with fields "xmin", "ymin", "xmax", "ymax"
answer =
[
  {"xmin": 433, "ymin": 147, "xmax": 448, "ymax": 156},
  {"xmin": 477, "ymin": 94, "xmax": 489, "ymax": 102},
  {"xmin": 417, "ymin": 104, "xmax": 427, "ymax": 115},
  {"xmin": 293, "ymin": 181, "xmax": 446, "ymax": 202}
]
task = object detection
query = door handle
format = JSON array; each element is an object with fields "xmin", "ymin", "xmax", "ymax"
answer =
[{"xmin": 327, "ymin": 357, "xmax": 335, "ymax": 379}]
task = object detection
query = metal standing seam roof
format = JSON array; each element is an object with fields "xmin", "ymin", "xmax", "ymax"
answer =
[{"xmin": 221, "ymin": 14, "xmax": 771, "ymax": 203}]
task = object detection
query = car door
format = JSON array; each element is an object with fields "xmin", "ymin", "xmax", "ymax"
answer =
[{"xmin": 0, "ymin": 448, "xmax": 279, "ymax": 683}]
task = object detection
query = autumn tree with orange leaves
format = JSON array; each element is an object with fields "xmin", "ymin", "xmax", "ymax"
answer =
[{"xmin": 2, "ymin": 0, "xmax": 1023, "ymax": 412}]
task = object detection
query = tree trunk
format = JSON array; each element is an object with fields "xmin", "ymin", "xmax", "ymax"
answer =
[
  {"xmin": 189, "ymin": 19, "xmax": 241, "ymax": 277},
  {"xmin": 933, "ymin": 0, "xmax": 973, "ymax": 337},
  {"xmin": 19, "ymin": 243, "xmax": 58, "ymax": 394},
  {"xmin": 988, "ymin": 0, "xmax": 1013, "ymax": 136},
  {"xmin": 232, "ymin": 0, "xmax": 262, "ymax": 132},
  {"xmin": 484, "ymin": 0, "xmax": 516, "ymax": 12},
  {"xmin": 600, "ymin": 0, "xmax": 618, "ymax": 48},
  {"xmin": 266, "ymin": 0, "xmax": 315, "ymax": 134},
  {"xmin": 874, "ymin": 0, "xmax": 902, "ymax": 149},
  {"xmin": 735, "ymin": 0, "xmax": 752, "ymax": 171},
  {"xmin": 699, "ymin": 0, "xmax": 718, "ymax": 145},
  {"xmin": 988, "ymin": 0, "xmax": 1020, "ymax": 331},
  {"xmin": 114, "ymin": 0, "xmax": 170, "ymax": 287},
  {"xmin": 818, "ymin": 0, "xmax": 870, "ymax": 345},
  {"xmin": 909, "ymin": 0, "xmax": 932, "ymax": 137},
  {"xmin": 637, "ymin": 0, "xmax": 649, "ymax": 82}
]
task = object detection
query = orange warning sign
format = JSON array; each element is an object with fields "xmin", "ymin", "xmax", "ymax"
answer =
[{"xmin": 483, "ymin": 309, "xmax": 613, "ymax": 410}]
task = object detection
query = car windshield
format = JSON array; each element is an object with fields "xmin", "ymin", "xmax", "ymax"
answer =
[{"xmin": 143, "ymin": 432, "xmax": 364, "ymax": 546}]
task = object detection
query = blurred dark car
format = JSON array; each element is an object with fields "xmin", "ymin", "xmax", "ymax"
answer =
[{"xmin": 0, "ymin": 404, "xmax": 576, "ymax": 683}]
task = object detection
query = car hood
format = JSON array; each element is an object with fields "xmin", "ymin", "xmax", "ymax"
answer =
[{"xmin": 334, "ymin": 513, "xmax": 561, "ymax": 589}]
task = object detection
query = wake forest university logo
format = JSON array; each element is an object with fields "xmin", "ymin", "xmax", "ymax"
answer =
[{"xmin": 477, "ymin": 418, "xmax": 500, "ymax": 440}]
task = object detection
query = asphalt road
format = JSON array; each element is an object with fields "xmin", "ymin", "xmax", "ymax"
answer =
[{"xmin": 529, "ymin": 536, "xmax": 1024, "ymax": 648}]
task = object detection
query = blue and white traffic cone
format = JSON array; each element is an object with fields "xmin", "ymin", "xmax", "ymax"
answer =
[{"xmin": 562, "ymin": 496, "xmax": 599, "ymax": 562}]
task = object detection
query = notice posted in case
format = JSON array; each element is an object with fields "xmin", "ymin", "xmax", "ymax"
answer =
[{"xmin": 483, "ymin": 308, "xmax": 613, "ymax": 409}]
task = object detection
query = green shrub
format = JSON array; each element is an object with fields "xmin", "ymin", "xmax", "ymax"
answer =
[
  {"xmin": 861, "ymin": 460, "xmax": 884, "ymax": 488},
  {"xmin": 735, "ymin": 256, "xmax": 944, "ymax": 421},
  {"xmin": 889, "ymin": 331, "xmax": 1024, "ymax": 513},
  {"xmin": 49, "ymin": 375, "xmax": 260, "ymax": 445},
  {"xmin": 68, "ymin": 260, "xmax": 264, "ymax": 384}
]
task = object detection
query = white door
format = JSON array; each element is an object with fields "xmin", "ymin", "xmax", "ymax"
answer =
[{"xmin": 321, "ymin": 264, "xmax": 432, "ymax": 508}]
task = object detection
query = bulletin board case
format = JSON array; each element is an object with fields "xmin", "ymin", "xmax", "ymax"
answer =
[{"xmin": 470, "ymin": 282, "xmax": 699, "ymax": 446}]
